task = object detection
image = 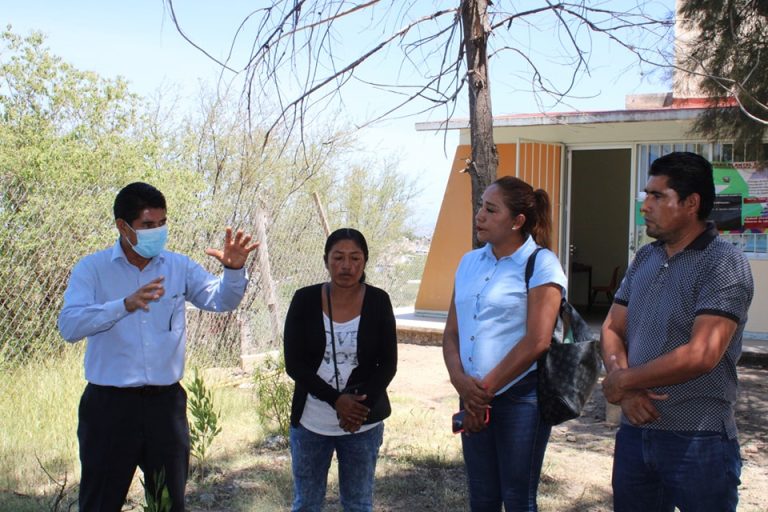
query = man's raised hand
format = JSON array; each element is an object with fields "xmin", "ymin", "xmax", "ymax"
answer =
[{"xmin": 204, "ymin": 227, "xmax": 259, "ymax": 270}]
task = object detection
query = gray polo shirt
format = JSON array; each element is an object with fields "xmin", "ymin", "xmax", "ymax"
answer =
[{"xmin": 615, "ymin": 222, "xmax": 754, "ymax": 438}]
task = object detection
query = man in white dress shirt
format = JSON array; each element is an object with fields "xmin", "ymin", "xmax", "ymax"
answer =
[{"xmin": 58, "ymin": 182, "xmax": 258, "ymax": 512}]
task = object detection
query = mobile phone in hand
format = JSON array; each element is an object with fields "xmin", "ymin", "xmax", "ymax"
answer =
[{"xmin": 451, "ymin": 408, "xmax": 490, "ymax": 434}]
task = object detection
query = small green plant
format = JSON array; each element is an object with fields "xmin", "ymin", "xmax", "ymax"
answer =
[
  {"xmin": 187, "ymin": 368, "xmax": 222, "ymax": 478},
  {"xmin": 254, "ymin": 353, "xmax": 292, "ymax": 437},
  {"xmin": 141, "ymin": 468, "xmax": 172, "ymax": 512}
]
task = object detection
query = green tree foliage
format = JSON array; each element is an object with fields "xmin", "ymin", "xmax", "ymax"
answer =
[
  {"xmin": 332, "ymin": 160, "xmax": 420, "ymax": 247},
  {"xmin": 678, "ymin": 1, "xmax": 768, "ymax": 149},
  {"xmin": 0, "ymin": 28, "xmax": 202, "ymax": 365},
  {"xmin": 0, "ymin": 27, "xmax": 421, "ymax": 369}
]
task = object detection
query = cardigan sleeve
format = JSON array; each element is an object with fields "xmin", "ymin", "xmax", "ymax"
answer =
[{"xmin": 283, "ymin": 286, "xmax": 342, "ymax": 408}]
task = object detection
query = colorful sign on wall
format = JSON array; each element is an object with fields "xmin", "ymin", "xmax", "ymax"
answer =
[{"xmin": 712, "ymin": 162, "xmax": 768, "ymax": 233}]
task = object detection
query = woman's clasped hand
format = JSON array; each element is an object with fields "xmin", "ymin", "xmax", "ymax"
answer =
[{"xmin": 335, "ymin": 392, "xmax": 369, "ymax": 433}]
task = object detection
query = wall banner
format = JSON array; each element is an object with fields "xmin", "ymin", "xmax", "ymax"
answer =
[{"xmin": 712, "ymin": 162, "xmax": 768, "ymax": 234}]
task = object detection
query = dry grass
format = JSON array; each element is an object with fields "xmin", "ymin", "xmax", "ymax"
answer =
[
  {"xmin": 0, "ymin": 350, "xmax": 82, "ymax": 511},
  {"xmin": 1, "ymin": 345, "xmax": 766, "ymax": 511}
]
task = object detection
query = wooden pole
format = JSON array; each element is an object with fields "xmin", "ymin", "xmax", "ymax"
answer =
[
  {"xmin": 312, "ymin": 191, "xmax": 331, "ymax": 237},
  {"xmin": 240, "ymin": 204, "xmax": 281, "ymax": 369},
  {"xmin": 255, "ymin": 207, "xmax": 281, "ymax": 348}
]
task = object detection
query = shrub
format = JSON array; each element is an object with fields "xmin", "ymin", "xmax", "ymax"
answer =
[
  {"xmin": 254, "ymin": 354, "xmax": 292, "ymax": 437},
  {"xmin": 186, "ymin": 368, "xmax": 222, "ymax": 478}
]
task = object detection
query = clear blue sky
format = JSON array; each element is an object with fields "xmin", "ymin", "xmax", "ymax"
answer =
[{"xmin": 5, "ymin": 1, "xmax": 673, "ymax": 234}]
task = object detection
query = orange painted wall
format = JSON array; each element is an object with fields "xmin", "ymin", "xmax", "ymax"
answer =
[
  {"xmin": 414, "ymin": 145, "xmax": 473, "ymax": 312},
  {"xmin": 415, "ymin": 142, "xmax": 562, "ymax": 314},
  {"xmin": 512, "ymin": 142, "xmax": 562, "ymax": 252}
]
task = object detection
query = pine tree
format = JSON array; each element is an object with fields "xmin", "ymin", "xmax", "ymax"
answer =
[{"xmin": 679, "ymin": 0, "xmax": 768, "ymax": 151}]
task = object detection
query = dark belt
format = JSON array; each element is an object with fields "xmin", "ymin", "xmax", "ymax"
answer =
[{"xmin": 89, "ymin": 382, "xmax": 180, "ymax": 395}]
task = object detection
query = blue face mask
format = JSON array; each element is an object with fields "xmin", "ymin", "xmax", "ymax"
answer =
[{"xmin": 126, "ymin": 224, "xmax": 168, "ymax": 258}]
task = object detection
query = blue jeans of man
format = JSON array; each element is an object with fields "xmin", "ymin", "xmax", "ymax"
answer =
[
  {"xmin": 612, "ymin": 424, "xmax": 742, "ymax": 512},
  {"xmin": 290, "ymin": 422, "xmax": 384, "ymax": 512},
  {"xmin": 461, "ymin": 371, "xmax": 551, "ymax": 512}
]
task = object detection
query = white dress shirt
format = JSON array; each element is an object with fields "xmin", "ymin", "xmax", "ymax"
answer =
[{"xmin": 58, "ymin": 240, "xmax": 248, "ymax": 386}]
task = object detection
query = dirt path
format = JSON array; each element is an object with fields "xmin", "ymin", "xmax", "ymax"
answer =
[
  {"xmin": 389, "ymin": 343, "xmax": 455, "ymax": 406},
  {"xmin": 389, "ymin": 343, "xmax": 768, "ymax": 511}
]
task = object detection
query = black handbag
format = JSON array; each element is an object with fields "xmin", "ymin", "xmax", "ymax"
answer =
[{"xmin": 525, "ymin": 248, "xmax": 602, "ymax": 425}]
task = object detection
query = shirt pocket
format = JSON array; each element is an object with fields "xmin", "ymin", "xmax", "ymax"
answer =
[{"xmin": 151, "ymin": 293, "xmax": 185, "ymax": 332}]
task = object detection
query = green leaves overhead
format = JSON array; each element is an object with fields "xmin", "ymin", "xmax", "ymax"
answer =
[{"xmin": 679, "ymin": 1, "xmax": 768, "ymax": 149}]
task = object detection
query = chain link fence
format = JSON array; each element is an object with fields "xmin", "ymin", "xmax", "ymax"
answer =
[{"xmin": 0, "ymin": 174, "xmax": 426, "ymax": 372}]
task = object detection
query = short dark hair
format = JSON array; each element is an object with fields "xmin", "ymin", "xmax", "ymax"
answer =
[
  {"xmin": 649, "ymin": 152, "xmax": 715, "ymax": 220},
  {"xmin": 323, "ymin": 228, "xmax": 369, "ymax": 283},
  {"xmin": 113, "ymin": 182, "xmax": 167, "ymax": 224}
]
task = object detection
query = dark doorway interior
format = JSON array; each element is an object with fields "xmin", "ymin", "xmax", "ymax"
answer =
[{"xmin": 568, "ymin": 149, "xmax": 631, "ymax": 320}]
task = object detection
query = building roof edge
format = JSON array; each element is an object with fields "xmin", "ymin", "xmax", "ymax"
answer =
[{"xmin": 415, "ymin": 106, "xmax": 710, "ymax": 132}]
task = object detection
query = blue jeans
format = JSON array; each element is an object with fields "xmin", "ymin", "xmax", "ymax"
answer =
[
  {"xmin": 461, "ymin": 372, "xmax": 551, "ymax": 512},
  {"xmin": 290, "ymin": 423, "xmax": 384, "ymax": 512},
  {"xmin": 612, "ymin": 424, "xmax": 742, "ymax": 512}
]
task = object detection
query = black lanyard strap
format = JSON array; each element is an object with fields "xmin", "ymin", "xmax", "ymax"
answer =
[{"xmin": 325, "ymin": 283, "xmax": 341, "ymax": 391}]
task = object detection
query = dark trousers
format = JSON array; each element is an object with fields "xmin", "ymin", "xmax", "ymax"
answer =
[{"xmin": 77, "ymin": 382, "xmax": 190, "ymax": 512}]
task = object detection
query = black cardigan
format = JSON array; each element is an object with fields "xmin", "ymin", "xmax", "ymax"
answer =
[{"xmin": 284, "ymin": 283, "xmax": 398, "ymax": 427}]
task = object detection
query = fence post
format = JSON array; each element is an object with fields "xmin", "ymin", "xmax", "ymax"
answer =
[
  {"xmin": 241, "ymin": 206, "xmax": 281, "ymax": 370},
  {"xmin": 312, "ymin": 191, "xmax": 331, "ymax": 237}
]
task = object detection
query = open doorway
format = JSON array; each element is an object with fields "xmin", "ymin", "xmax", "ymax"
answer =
[{"xmin": 567, "ymin": 148, "xmax": 631, "ymax": 324}]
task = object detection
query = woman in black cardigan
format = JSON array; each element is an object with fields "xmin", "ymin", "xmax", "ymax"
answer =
[{"xmin": 284, "ymin": 228, "xmax": 397, "ymax": 512}]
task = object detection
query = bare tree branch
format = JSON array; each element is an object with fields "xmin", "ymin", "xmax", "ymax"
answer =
[
  {"xmin": 164, "ymin": 0, "xmax": 671, "ymax": 243},
  {"xmin": 163, "ymin": 0, "xmax": 239, "ymax": 73}
]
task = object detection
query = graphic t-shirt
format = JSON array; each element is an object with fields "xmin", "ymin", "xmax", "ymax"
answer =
[{"xmin": 300, "ymin": 314, "xmax": 379, "ymax": 435}]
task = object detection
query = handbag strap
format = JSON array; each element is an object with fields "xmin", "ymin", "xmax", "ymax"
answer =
[
  {"xmin": 526, "ymin": 248, "xmax": 576, "ymax": 344},
  {"xmin": 325, "ymin": 283, "xmax": 341, "ymax": 391},
  {"xmin": 525, "ymin": 247, "xmax": 544, "ymax": 292},
  {"xmin": 524, "ymin": 246, "xmax": 567, "ymax": 341}
]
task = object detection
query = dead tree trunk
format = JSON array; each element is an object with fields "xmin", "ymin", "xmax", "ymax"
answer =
[{"xmin": 461, "ymin": 0, "xmax": 498, "ymax": 249}]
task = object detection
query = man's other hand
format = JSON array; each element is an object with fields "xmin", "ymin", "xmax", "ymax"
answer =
[{"xmin": 124, "ymin": 277, "xmax": 165, "ymax": 312}]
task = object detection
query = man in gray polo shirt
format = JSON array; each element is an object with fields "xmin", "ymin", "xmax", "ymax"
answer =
[{"xmin": 600, "ymin": 152, "xmax": 753, "ymax": 512}]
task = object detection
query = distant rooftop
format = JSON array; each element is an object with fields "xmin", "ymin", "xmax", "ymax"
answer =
[{"xmin": 415, "ymin": 93, "xmax": 731, "ymax": 132}]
